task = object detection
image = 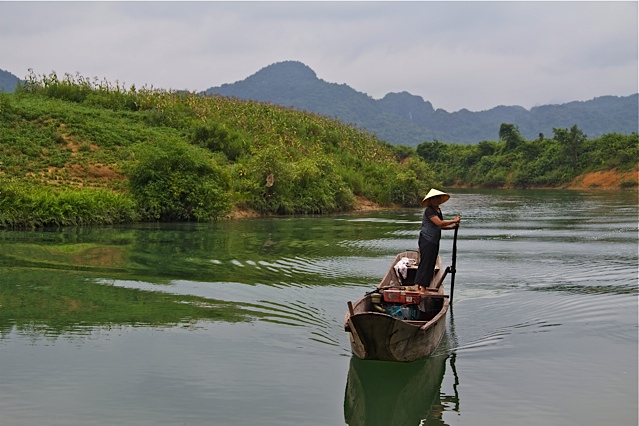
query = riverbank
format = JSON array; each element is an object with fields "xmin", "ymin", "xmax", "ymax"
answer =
[
  {"xmin": 446, "ymin": 168, "xmax": 637, "ymax": 191},
  {"xmin": 225, "ymin": 169, "xmax": 637, "ymax": 219},
  {"xmin": 225, "ymin": 196, "xmax": 389, "ymax": 219}
]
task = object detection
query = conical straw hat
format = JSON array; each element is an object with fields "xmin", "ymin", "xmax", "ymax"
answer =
[{"xmin": 421, "ymin": 188, "xmax": 450, "ymax": 206}]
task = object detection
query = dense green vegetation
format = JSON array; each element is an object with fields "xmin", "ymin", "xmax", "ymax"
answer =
[
  {"xmin": 0, "ymin": 71, "xmax": 635, "ymax": 228},
  {"xmin": 0, "ymin": 71, "xmax": 437, "ymax": 228},
  {"xmin": 416, "ymin": 124, "xmax": 638, "ymax": 188}
]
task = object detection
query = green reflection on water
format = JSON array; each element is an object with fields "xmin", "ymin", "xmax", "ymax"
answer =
[
  {"xmin": 0, "ymin": 215, "xmax": 414, "ymax": 337},
  {"xmin": 1, "ymin": 215, "xmax": 407, "ymax": 281},
  {"xmin": 0, "ymin": 268, "xmax": 252, "ymax": 338}
]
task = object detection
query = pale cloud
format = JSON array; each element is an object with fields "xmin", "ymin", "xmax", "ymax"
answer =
[{"xmin": 1, "ymin": 1, "xmax": 636, "ymax": 112}]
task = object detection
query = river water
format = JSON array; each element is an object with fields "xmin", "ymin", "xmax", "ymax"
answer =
[{"xmin": 0, "ymin": 189, "xmax": 637, "ymax": 426}]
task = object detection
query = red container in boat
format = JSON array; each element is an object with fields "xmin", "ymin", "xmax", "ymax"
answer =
[{"xmin": 382, "ymin": 289, "xmax": 421, "ymax": 305}]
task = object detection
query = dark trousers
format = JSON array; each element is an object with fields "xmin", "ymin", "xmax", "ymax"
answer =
[{"xmin": 415, "ymin": 238, "xmax": 439, "ymax": 287}]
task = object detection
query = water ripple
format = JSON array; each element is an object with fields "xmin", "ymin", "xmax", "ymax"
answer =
[{"xmin": 452, "ymin": 290, "xmax": 637, "ymax": 355}]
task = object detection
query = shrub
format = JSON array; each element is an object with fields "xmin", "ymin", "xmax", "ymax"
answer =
[
  {"xmin": 233, "ymin": 145, "xmax": 355, "ymax": 214},
  {"xmin": 191, "ymin": 122, "xmax": 247, "ymax": 161},
  {"xmin": 0, "ymin": 93, "xmax": 12, "ymax": 119},
  {"xmin": 620, "ymin": 179, "xmax": 638, "ymax": 189},
  {"xmin": 127, "ymin": 139, "xmax": 232, "ymax": 221}
]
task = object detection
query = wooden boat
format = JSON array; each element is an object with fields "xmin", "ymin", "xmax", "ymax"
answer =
[{"xmin": 344, "ymin": 250, "xmax": 450, "ymax": 362}]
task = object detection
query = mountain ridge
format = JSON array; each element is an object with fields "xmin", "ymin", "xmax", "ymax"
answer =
[
  {"xmin": 2, "ymin": 64, "xmax": 635, "ymax": 145},
  {"xmin": 204, "ymin": 60, "xmax": 638, "ymax": 145},
  {"xmin": 0, "ymin": 68, "xmax": 22, "ymax": 93}
]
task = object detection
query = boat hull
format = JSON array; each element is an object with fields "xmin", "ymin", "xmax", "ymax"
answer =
[
  {"xmin": 345, "ymin": 251, "xmax": 449, "ymax": 362},
  {"xmin": 346, "ymin": 299, "xmax": 448, "ymax": 362}
]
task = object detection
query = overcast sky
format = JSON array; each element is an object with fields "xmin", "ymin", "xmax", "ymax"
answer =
[{"xmin": 1, "ymin": 1, "xmax": 637, "ymax": 112}]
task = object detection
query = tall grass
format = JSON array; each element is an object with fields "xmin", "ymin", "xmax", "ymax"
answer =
[{"xmin": 0, "ymin": 181, "xmax": 138, "ymax": 228}]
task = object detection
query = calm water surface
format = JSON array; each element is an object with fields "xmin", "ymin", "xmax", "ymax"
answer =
[{"xmin": 1, "ymin": 189, "xmax": 637, "ymax": 425}]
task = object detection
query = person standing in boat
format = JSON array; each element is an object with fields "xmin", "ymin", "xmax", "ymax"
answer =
[{"xmin": 415, "ymin": 189, "xmax": 460, "ymax": 294}]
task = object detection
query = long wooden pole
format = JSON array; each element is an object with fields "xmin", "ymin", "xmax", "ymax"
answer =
[{"xmin": 450, "ymin": 225, "xmax": 459, "ymax": 305}]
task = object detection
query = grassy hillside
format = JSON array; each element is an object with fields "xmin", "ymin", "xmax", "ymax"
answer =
[{"xmin": 0, "ymin": 71, "xmax": 437, "ymax": 228}]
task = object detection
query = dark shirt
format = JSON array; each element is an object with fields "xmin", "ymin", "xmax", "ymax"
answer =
[{"xmin": 420, "ymin": 206, "xmax": 443, "ymax": 244}]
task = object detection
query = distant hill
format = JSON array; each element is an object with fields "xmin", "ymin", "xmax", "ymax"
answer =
[
  {"xmin": 0, "ymin": 69, "xmax": 21, "ymax": 92},
  {"xmin": 204, "ymin": 61, "xmax": 639, "ymax": 145}
]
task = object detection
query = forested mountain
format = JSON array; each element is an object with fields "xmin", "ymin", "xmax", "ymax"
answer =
[
  {"xmin": 204, "ymin": 61, "xmax": 638, "ymax": 145},
  {"xmin": 0, "ymin": 69, "xmax": 21, "ymax": 92}
]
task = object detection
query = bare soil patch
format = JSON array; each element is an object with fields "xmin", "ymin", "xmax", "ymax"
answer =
[
  {"xmin": 568, "ymin": 169, "xmax": 638, "ymax": 189},
  {"xmin": 353, "ymin": 195, "xmax": 382, "ymax": 211}
]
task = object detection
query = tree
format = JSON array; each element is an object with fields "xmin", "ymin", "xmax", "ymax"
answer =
[
  {"xmin": 553, "ymin": 125, "xmax": 586, "ymax": 168},
  {"xmin": 499, "ymin": 123, "xmax": 524, "ymax": 151},
  {"xmin": 416, "ymin": 140, "xmax": 448, "ymax": 163}
]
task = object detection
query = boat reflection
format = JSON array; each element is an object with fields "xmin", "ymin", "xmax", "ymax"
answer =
[{"xmin": 344, "ymin": 321, "xmax": 460, "ymax": 425}]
